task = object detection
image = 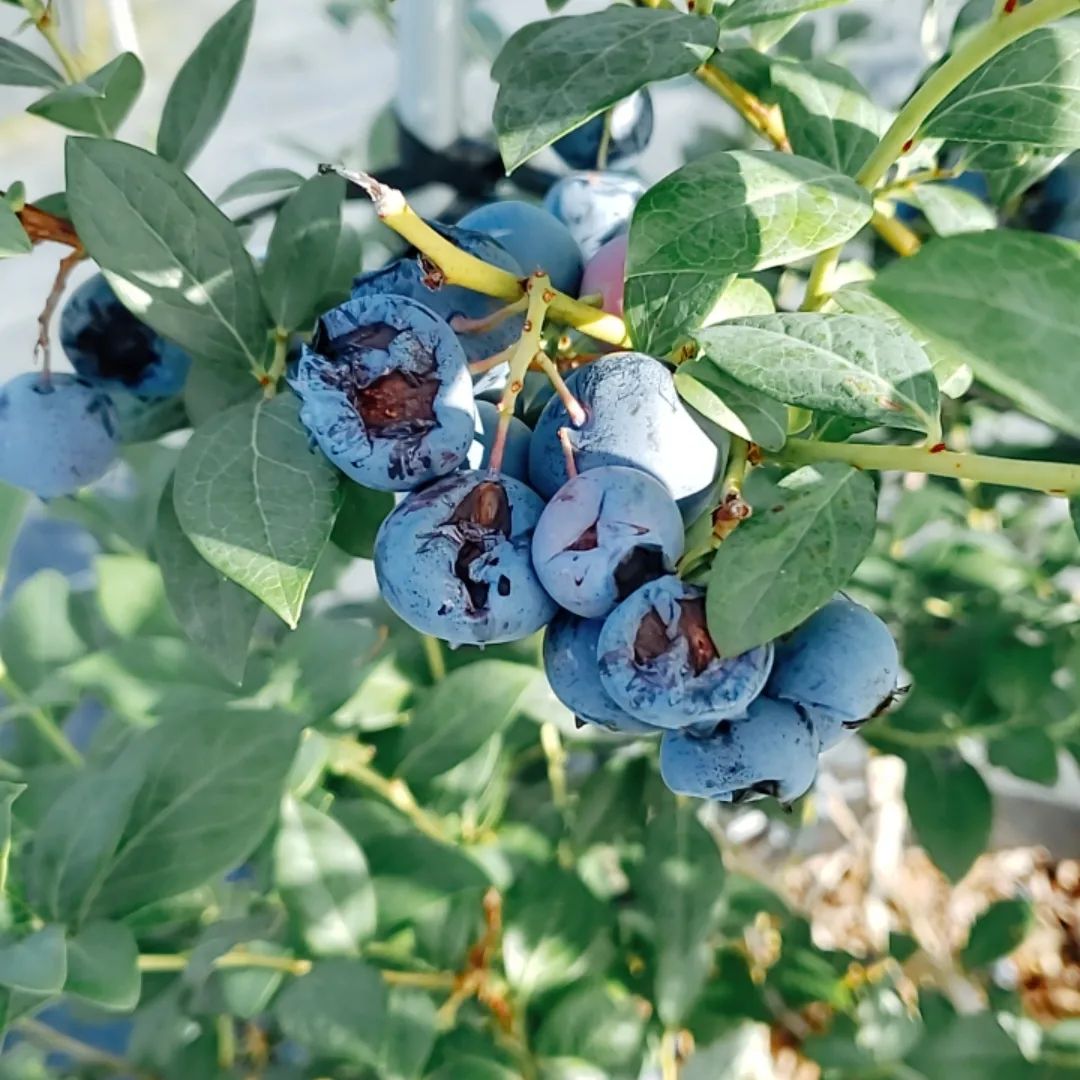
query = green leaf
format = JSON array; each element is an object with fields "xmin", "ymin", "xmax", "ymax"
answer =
[
  {"xmin": 0, "ymin": 781, "xmax": 24, "ymax": 896},
  {"xmin": 0, "ymin": 199, "xmax": 31, "ymax": 257},
  {"xmin": 65, "ymin": 921, "xmax": 140, "ymax": 1011},
  {"xmin": 218, "ymin": 167, "xmax": 305, "ymax": 203},
  {"xmin": 987, "ymin": 728, "xmax": 1059, "ymax": 786},
  {"xmin": 904, "ymin": 750, "xmax": 992, "ymax": 883},
  {"xmin": 925, "ymin": 27, "xmax": 1080, "ymax": 149},
  {"xmin": 183, "ymin": 354, "xmax": 259, "ymax": 425},
  {"xmin": 832, "ymin": 282, "xmax": 973, "ymax": 399},
  {"xmin": 694, "ymin": 313, "xmax": 941, "ymax": 437},
  {"xmin": 625, "ymin": 150, "xmax": 872, "ymax": 354},
  {"xmin": 492, "ymin": 7, "xmax": 717, "ymax": 171},
  {"xmin": 1072, "ymin": 499, "xmax": 1080, "ymax": 544},
  {"xmin": 0, "ymin": 926, "xmax": 66, "ymax": 994},
  {"xmin": 260, "ymin": 173, "xmax": 344, "ymax": 331},
  {"xmin": 172, "ymin": 394, "xmax": 342, "ymax": 628},
  {"xmin": 273, "ymin": 795, "xmax": 376, "ymax": 957},
  {"xmin": 378, "ymin": 988, "xmax": 438, "ymax": 1080},
  {"xmin": 873, "ymin": 231, "xmax": 1080, "ymax": 438},
  {"xmin": 332, "ymin": 481, "xmax": 394, "ymax": 559},
  {"xmin": 274, "ymin": 959, "xmax": 387, "ymax": 1067},
  {"xmin": 0, "ymin": 570, "xmax": 87, "ymax": 693},
  {"xmin": 503, "ymin": 865, "xmax": 611, "ymax": 1000},
  {"xmin": 26, "ymin": 750, "xmax": 148, "ymax": 925},
  {"xmin": 535, "ymin": 980, "xmax": 646, "ymax": 1075},
  {"xmin": 637, "ymin": 805, "xmax": 725, "ymax": 1026},
  {"xmin": 962, "ymin": 899, "xmax": 1034, "ymax": 969},
  {"xmin": 95, "ymin": 554, "xmax": 174, "ymax": 639},
  {"xmin": 154, "ymin": 479, "xmax": 263, "ymax": 685},
  {"xmin": 0, "ymin": 482, "xmax": 29, "ymax": 592},
  {"xmin": 714, "ymin": 0, "xmax": 850, "ymax": 29},
  {"xmin": 675, "ymin": 363, "xmax": 787, "ymax": 452},
  {"xmin": 28, "ymin": 53, "xmax": 144, "ymax": 136},
  {"xmin": 157, "ymin": 0, "xmax": 255, "ymax": 170},
  {"xmin": 705, "ymin": 463, "xmax": 878, "ymax": 655},
  {"xmin": 363, "ymin": 833, "xmax": 488, "ymax": 934},
  {"xmin": 0, "ymin": 37, "xmax": 63, "ymax": 87},
  {"xmin": 901, "ymin": 184, "xmax": 997, "ymax": 237},
  {"xmin": 770, "ymin": 58, "xmax": 890, "ymax": 176},
  {"xmin": 395, "ymin": 662, "xmax": 540, "ymax": 783},
  {"xmin": 705, "ymin": 276, "xmax": 776, "ymax": 323},
  {"xmin": 91, "ymin": 708, "xmax": 301, "ymax": 916},
  {"xmin": 903, "ymin": 1010, "xmax": 1032, "ymax": 1080},
  {"xmin": 65, "ymin": 137, "xmax": 271, "ymax": 371}
]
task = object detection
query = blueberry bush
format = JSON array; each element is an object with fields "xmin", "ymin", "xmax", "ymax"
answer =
[{"xmin": 0, "ymin": 0, "xmax": 1079, "ymax": 1076}]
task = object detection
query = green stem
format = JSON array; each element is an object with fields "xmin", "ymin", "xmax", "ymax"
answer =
[
  {"xmin": 596, "ymin": 110, "xmax": 613, "ymax": 170},
  {"xmin": 333, "ymin": 754, "xmax": 450, "ymax": 844},
  {"xmin": 858, "ymin": 0, "xmax": 1080, "ymax": 190},
  {"xmin": 771, "ymin": 438, "xmax": 1080, "ymax": 497},
  {"xmin": 421, "ymin": 634, "xmax": 447, "ymax": 682},
  {"xmin": 0, "ymin": 673, "xmax": 83, "ymax": 767},
  {"xmin": 19, "ymin": 1, "xmax": 82, "ymax": 82},
  {"xmin": 803, "ymin": 0, "xmax": 1079, "ymax": 309},
  {"xmin": 263, "ymin": 328, "xmax": 290, "ymax": 397}
]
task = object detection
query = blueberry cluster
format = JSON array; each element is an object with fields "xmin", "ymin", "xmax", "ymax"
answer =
[{"xmin": 0, "ymin": 274, "xmax": 191, "ymax": 498}]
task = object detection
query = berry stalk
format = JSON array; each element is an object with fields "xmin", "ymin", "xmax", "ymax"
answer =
[{"xmin": 318, "ymin": 165, "xmax": 631, "ymax": 348}]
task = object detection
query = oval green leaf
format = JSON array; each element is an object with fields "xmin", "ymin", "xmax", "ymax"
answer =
[
  {"xmin": 626, "ymin": 150, "xmax": 872, "ymax": 354},
  {"xmin": 694, "ymin": 312, "xmax": 941, "ymax": 437},
  {"xmin": 28, "ymin": 53, "xmax": 144, "ymax": 136},
  {"xmin": 172, "ymin": 395, "xmax": 342, "ymax": 628},
  {"xmin": 705, "ymin": 462, "xmax": 878, "ymax": 655}
]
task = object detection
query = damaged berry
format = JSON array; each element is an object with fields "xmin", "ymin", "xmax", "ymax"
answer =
[
  {"xmin": 579, "ymin": 233, "xmax": 627, "ymax": 317},
  {"xmin": 373, "ymin": 469, "xmax": 556, "ymax": 645},
  {"xmin": 0, "ymin": 372, "xmax": 119, "ymax": 497},
  {"xmin": 531, "ymin": 465, "xmax": 684, "ymax": 618},
  {"xmin": 659, "ymin": 697, "xmax": 820, "ymax": 805},
  {"xmin": 289, "ymin": 293, "xmax": 476, "ymax": 492},
  {"xmin": 597, "ymin": 575, "xmax": 773, "ymax": 728},
  {"xmin": 765, "ymin": 595, "xmax": 901, "ymax": 750},
  {"xmin": 60, "ymin": 273, "xmax": 192, "ymax": 400},
  {"xmin": 543, "ymin": 611, "xmax": 661, "ymax": 735},
  {"xmin": 552, "ymin": 89, "xmax": 655, "ymax": 171}
]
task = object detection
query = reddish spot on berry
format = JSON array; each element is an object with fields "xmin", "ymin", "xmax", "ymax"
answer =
[{"xmin": 929, "ymin": 442, "xmax": 947, "ymax": 454}]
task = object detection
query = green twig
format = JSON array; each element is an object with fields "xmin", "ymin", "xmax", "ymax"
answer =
[
  {"xmin": 17, "ymin": 1018, "xmax": 148, "ymax": 1078},
  {"xmin": 19, "ymin": 0, "xmax": 82, "ymax": 82},
  {"xmin": 770, "ymin": 437, "xmax": 1080, "ymax": 497},
  {"xmin": 262, "ymin": 327, "xmax": 290, "ymax": 397},
  {"xmin": 0, "ymin": 673, "xmax": 83, "ymax": 767},
  {"xmin": 422, "ymin": 634, "xmax": 447, "ymax": 682}
]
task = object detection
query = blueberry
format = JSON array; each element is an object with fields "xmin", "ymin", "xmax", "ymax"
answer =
[
  {"xmin": 543, "ymin": 610, "xmax": 661, "ymax": 735},
  {"xmin": 457, "ymin": 201, "xmax": 583, "ymax": 296},
  {"xmin": 579, "ymin": 233, "xmax": 627, "ymax": 317},
  {"xmin": 528, "ymin": 352, "xmax": 720, "ymax": 508},
  {"xmin": 468, "ymin": 400, "xmax": 531, "ymax": 482},
  {"xmin": 532, "ymin": 465, "xmax": 684, "ymax": 619},
  {"xmin": 597, "ymin": 575, "xmax": 773, "ymax": 728},
  {"xmin": 0, "ymin": 372, "xmax": 119, "ymax": 497},
  {"xmin": 59, "ymin": 273, "xmax": 191, "ymax": 399},
  {"xmin": 766, "ymin": 595, "xmax": 900, "ymax": 750},
  {"xmin": 373, "ymin": 469, "xmax": 557, "ymax": 645},
  {"xmin": 352, "ymin": 221, "xmax": 525, "ymax": 374},
  {"xmin": 542, "ymin": 170, "xmax": 645, "ymax": 260},
  {"xmin": 660, "ymin": 697, "xmax": 820, "ymax": 804},
  {"xmin": 553, "ymin": 89, "xmax": 655, "ymax": 171},
  {"xmin": 288, "ymin": 293, "xmax": 475, "ymax": 492}
]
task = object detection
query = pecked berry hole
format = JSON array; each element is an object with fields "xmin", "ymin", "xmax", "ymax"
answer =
[
  {"xmin": 355, "ymin": 369, "xmax": 440, "ymax": 433},
  {"xmin": 678, "ymin": 597, "xmax": 718, "ymax": 675},
  {"xmin": 613, "ymin": 543, "xmax": 666, "ymax": 601}
]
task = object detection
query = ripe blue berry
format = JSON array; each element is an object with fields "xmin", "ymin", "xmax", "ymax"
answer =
[
  {"xmin": 457, "ymin": 201, "xmax": 584, "ymax": 296},
  {"xmin": 0, "ymin": 372, "xmax": 119, "ymax": 497},
  {"xmin": 543, "ymin": 611, "xmax": 660, "ymax": 735},
  {"xmin": 597, "ymin": 575, "xmax": 773, "ymax": 728},
  {"xmin": 528, "ymin": 352, "xmax": 720, "ymax": 509},
  {"xmin": 374, "ymin": 470, "xmax": 556, "ymax": 646},
  {"xmin": 60, "ymin": 273, "xmax": 191, "ymax": 399},
  {"xmin": 542, "ymin": 171, "xmax": 645, "ymax": 260},
  {"xmin": 531, "ymin": 465, "xmax": 684, "ymax": 618},
  {"xmin": 766, "ymin": 595, "xmax": 900, "ymax": 749},
  {"xmin": 468, "ymin": 400, "xmax": 531, "ymax": 483},
  {"xmin": 553, "ymin": 90, "xmax": 655, "ymax": 171},
  {"xmin": 660, "ymin": 697, "xmax": 820, "ymax": 804},
  {"xmin": 351, "ymin": 222, "xmax": 525, "ymax": 373},
  {"xmin": 289, "ymin": 293, "xmax": 475, "ymax": 492}
]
